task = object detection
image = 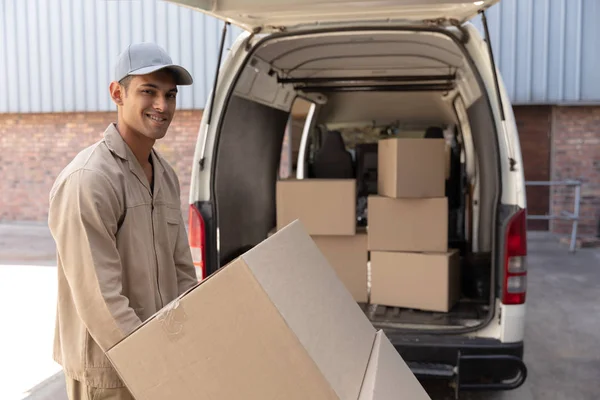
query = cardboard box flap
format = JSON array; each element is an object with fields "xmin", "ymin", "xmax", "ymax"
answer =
[
  {"xmin": 242, "ymin": 220, "xmax": 376, "ymax": 400},
  {"xmin": 359, "ymin": 330, "xmax": 431, "ymax": 400}
]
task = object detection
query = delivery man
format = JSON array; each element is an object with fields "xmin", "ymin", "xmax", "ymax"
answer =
[{"xmin": 48, "ymin": 43, "xmax": 198, "ymax": 400}]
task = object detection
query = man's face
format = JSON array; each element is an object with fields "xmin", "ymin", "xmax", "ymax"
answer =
[{"xmin": 118, "ymin": 70, "xmax": 178, "ymax": 140}]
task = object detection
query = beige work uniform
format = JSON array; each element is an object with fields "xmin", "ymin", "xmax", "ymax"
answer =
[{"xmin": 48, "ymin": 124, "xmax": 198, "ymax": 397}]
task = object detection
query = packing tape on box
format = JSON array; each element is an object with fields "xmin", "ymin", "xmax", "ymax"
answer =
[{"xmin": 156, "ymin": 298, "xmax": 187, "ymax": 341}]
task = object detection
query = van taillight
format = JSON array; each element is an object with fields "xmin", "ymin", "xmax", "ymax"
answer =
[
  {"xmin": 188, "ymin": 204, "xmax": 206, "ymax": 281},
  {"xmin": 503, "ymin": 209, "xmax": 528, "ymax": 305}
]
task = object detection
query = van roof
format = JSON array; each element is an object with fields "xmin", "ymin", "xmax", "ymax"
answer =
[{"xmin": 166, "ymin": 0, "xmax": 499, "ymax": 32}]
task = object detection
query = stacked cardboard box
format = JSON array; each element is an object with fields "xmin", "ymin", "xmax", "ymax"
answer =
[
  {"xmin": 106, "ymin": 221, "xmax": 431, "ymax": 400},
  {"xmin": 276, "ymin": 179, "xmax": 368, "ymax": 303},
  {"xmin": 368, "ymin": 138, "xmax": 460, "ymax": 312}
]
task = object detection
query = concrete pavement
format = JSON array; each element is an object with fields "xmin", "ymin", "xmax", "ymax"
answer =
[
  {"xmin": 1, "ymin": 223, "xmax": 599, "ymax": 399},
  {"xmin": 431, "ymin": 232, "xmax": 600, "ymax": 400},
  {"xmin": 0, "ymin": 263, "xmax": 61, "ymax": 400},
  {"xmin": 514, "ymin": 233, "xmax": 600, "ymax": 399},
  {"xmin": 0, "ymin": 223, "xmax": 56, "ymax": 266},
  {"xmin": 0, "ymin": 223, "xmax": 60, "ymax": 400}
]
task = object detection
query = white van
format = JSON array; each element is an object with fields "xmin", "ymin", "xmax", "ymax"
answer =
[{"xmin": 172, "ymin": 0, "xmax": 528, "ymax": 395}]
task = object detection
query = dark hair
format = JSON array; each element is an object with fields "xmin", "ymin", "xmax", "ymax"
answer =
[{"xmin": 119, "ymin": 75, "xmax": 134, "ymax": 93}]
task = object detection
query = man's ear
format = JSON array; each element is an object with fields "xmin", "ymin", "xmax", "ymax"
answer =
[{"xmin": 109, "ymin": 81, "xmax": 125, "ymax": 107}]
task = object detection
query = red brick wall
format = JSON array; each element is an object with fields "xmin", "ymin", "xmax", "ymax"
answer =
[
  {"xmin": 1, "ymin": 106, "xmax": 599, "ymax": 238},
  {"xmin": 0, "ymin": 110, "xmax": 202, "ymax": 222},
  {"xmin": 551, "ymin": 106, "xmax": 600, "ymax": 236},
  {"xmin": 514, "ymin": 106, "xmax": 552, "ymax": 230}
]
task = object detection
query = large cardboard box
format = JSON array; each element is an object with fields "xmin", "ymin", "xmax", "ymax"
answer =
[
  {"xmin": 370, "ymin": 250, "xmax": 461, "ymax": 312},
  {"xmin": 359, "ymin": 331, "xmax": 431, "ymax": 400},
  {"xmin": 107, "ymin": 221, "xmax": 377, "ymax": 400},
  {"xmin": 312, "ymin": 231, "xmax": 368, "ymax": 303},
  {"xmin": 378, "ymin": 138, "xmax": 445, "ymax": 198},
  {"xmin": 277, "ymin": 179, "xmax": 356, "ymax": 235},
  {"xmin": 368, "ymin": 196, "xmax": 447, "ymax": 252}
]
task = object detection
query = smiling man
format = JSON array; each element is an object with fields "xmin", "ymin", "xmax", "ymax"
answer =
[{"xmin": 48, "ymin": 43, "xmax": 198, "ymax": 400}]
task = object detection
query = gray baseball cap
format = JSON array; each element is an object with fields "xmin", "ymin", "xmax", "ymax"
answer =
[{"xmin": 114, "ymin": 42, "xmax": 193, "ymax": 85}]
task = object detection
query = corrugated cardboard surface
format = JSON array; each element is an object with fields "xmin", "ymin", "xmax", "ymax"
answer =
[
  {"xmin": 312, "ymin": 232, "xmax": 368, "ymax": 303},
  {"xmin": 359, "ymin": 331, "xmax": 431, "ymax": 400},
  {"xmin": 276, "ymin": 179, "xmax": 356, "ymax": 235},
  {"xmin": 378, "ymin": 138, "xmax": 445, "ymax": 198},
  {"xmin": 107, "ymin": 261, "xmax": 337, "ymax": 400},
  {"xmin": 243, "ymin": 222, "xmax": 375, "ymax": 399},
  {"xmin": 107, "ymin": 221, "xmax": 375, "ymax": 400},
  {"xmin": 368, "ymin": 196, "xmax": 448, "ymax": 252},
  {"xmin": 370, "ymin": 250, "xmax": 461, "ymax": 312}
]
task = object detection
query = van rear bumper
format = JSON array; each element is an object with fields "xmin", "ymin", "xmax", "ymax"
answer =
[{"xmin": 386, "ymin": 333, "xmax": 527, "ymax": 392}]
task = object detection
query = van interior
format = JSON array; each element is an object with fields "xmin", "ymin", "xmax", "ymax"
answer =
[{"xmin": 212, "ymin": 27, "xmax": 501, "ymax": 333}]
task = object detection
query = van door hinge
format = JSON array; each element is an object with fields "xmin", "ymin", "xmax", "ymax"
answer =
[
  {"xmin": 423, "ymin": 17, "xmax": 460, "ymax": 27},
  {"xmin": 497, "ymin": 306, "xmax": 502, "ymax": 324},
  {"xmin": 423, "ymin": 18, "xmax": 469, "ymax": 43},
  {"xmin": 245, "ymin": 27, "xmax": 263, "ymax": 51}
]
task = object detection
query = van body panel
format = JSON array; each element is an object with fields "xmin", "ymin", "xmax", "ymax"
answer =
[
  {"xmin": 166, "ymin": 0, "xmax": 499, "ymax": 32},
  {"xmin": 185, "ymin": 8, "xmax": 527, "ymax": 389},
  {"xmin": 189, "ymin": 31, "xmax": 252, "ymax": 204},
  {"xmin": 461, "ymin": 24, "xmax": 526, "ymax": 209},
  {"xmin": 499, "ymin": 304, "xmax": 526, "ymax": 343},
  {"xmin": 458, "ymin": 301, "xmax": 525, "ymax": 343}
]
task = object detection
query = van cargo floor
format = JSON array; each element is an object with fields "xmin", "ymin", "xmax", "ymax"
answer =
[{"xmin": 359, "ymin": 300, "xmax": 489, "ymax": 330}]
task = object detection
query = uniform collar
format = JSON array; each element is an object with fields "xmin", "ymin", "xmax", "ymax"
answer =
[
  {"xmin": 103, "ymin": 123, "xmax": 166, "ymax": 195},
  {"xmin": 103, "ymin": 123, "xmax": 166, "ymax": 175},
  {"xmin": 103, "ymin": 123, "xmax": 128, "ymax": 160}
]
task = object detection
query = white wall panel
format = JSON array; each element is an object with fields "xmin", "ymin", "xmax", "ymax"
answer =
[
  {"xmin": 1, "ymin": 0, "xmax": 599, "ymax": 113},
  {"xmin": 473, "ymin": 0, "xmax": 599, "ymax": 105}
]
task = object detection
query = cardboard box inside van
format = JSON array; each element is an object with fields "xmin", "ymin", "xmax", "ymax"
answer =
[
  {"xmin": 277, "ymin": 179, "xmax": 356, "ymax": 235},
  {"xmin": 370, "ymin": 250, "xmax": 461, "ymax": 312},
  {"xmin": 378, "ymin": 138, "xmax": 446, "ymax": 199},
  {"xmin": 368, "ymin": 196, "xmax": 448, "ymax": 253}
]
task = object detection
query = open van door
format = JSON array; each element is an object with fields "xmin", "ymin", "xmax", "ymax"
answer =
[{"xmin": 166, "ymin": 0, "xmax": 498, "ymax": 32}]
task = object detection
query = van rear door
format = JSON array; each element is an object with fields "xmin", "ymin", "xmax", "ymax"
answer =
[{"xmin": 166, "ymin": 0, "xmax": 498, "ymax": 32}]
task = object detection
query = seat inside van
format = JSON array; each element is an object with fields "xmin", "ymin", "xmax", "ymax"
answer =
[
  {"xmin": 311, "ymin": 130, "xmax": 354, "ymax": 179},
  {"xmin": 213, "ymin": 26, "xmax": 501, "ymax": 333}
]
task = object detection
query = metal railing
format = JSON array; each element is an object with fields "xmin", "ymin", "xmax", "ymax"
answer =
[{"xmin": 525, "ymin": 180, "xmax": 581, "ymax": 253}]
